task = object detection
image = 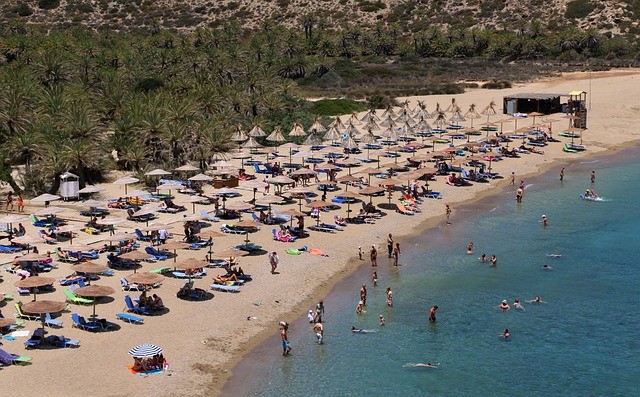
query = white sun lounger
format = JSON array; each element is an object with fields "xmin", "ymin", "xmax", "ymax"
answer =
[{"xmin": 210, "ymin": 283, "xmax": 240, "ymax": 293}]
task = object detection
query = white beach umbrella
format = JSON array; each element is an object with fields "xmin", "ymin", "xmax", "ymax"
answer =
[
  {"xmin": 30, "ymin": 193, "xmax": 61, "ymax": 203},
  {"xmin": 145, "ymin": 169, "xmax": 171, "ymax": 177},
  {"xmin": 77, "ymin": 185, "xmax": 104, "ymax": 194}
]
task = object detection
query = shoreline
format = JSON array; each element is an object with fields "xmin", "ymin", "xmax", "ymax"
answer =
[
  {"xmin": 218, "ymin": 140, "xmax": 640, "ymax": 396},
  {"xmin": 2, "ymin": 69, "xmax": 639, "ymax": 397},
  {"xmin": 214, "ymin": 69, "xmax": 640, "ymax": 395}
]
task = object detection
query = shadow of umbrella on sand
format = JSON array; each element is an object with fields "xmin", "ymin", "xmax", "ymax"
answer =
[{"xmin": 74, "ymin": 284, "xmax": 115, "ymax": 318}]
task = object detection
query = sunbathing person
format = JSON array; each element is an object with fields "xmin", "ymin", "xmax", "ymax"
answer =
[
  {"xmin": 133, "ymin": 357, "xmax": 148, "ymax": 372},
  {"xmin": 150, "ymin": 294, "xmax": 165, "ymax": 310},
  {"xmin": 212, "ymin": 274, "xmax": 240, "ymax": 284}
]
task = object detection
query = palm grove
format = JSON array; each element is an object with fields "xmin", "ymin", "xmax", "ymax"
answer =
[{"xmin": 0, "ymin": 20, "xmax": 635, "ymax": 196}]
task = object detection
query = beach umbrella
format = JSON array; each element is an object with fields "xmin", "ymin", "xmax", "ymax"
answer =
[
  {"xmin": 30, "ymin": 193, "xmax": 61, "ymax": 204},
  {"xmin": 81, "ymin": 199, "xmax": 106, "ymax": 208},
  {"xmin": 464, "ymin": 104, "xmax": 482, "ymax": 128},
  {"xmin": 14, "ymin": 253, "xmax": 48, "ymax": 262},
  {"xmin": 78, "ymin": 185, "xmax": 104, "ymax": 194},
  {"xmin": 15, "ymin": 276, "xmax": 55, "ymax": 301},
  {"xmin": 74, "ymin": 285, "xmax": 115, "ymax": 318},
  {"xmin": 96, "ymin": 216, "xmax": 125, "ymax": 230},
  {"xmin": 242, "ymin": 137, "xmax": 263, "ymax": 150},
  {"xmin": 210, "ymin": 249, "xmax": 250, "ymax": 261},
  {"xmin": 179, "ymin": 195, "xmax": 210, "ymax": 214},
  {"xmin": 279, "ymin": 142, "xmax": 300, "ymax": 165},
  {"xmin": 331, "ymin": 116, "xmax": 346, "ymax": 130},
  {"xmin": 119, "ymin": 250, "xmax": 154, "ymax": 273},
  {"xmin": 158, "ymin": 241, "xmax": 191, "ymax": 263},
  {"xmin": 306, "ymin": 200, "xmax": 332, "ymax": 226},
  {"xmin": 0, "ymin": 214, "xmax": 28, "ymax": 224},
  {"xmin": 270, "ymin": 175, "xmax": 295, "ymax": 185},
  {"xmin": 188, "ymin": 173, "xmax": 213, "ymax": 182},
  {"xmin": 175, "ymin": 258, "xmax": 208, "ymax": 272},
  {"xmin": 289, "ymin": 121, "xmax": 306, "ymax": 137},
  {"xmin": 347, "ymin": 112, "xmax": 361, "ymax": 126},
  {"xmin": 241, "ymin": 180, "xmax": 268, "ymax": 203},
  {"xmin": 335, "ymin": 190, "xmax": 360, "ymax": 218},
  {"xmin": 303, "ymin": 133, "xmax": 323, "ymax": 146},
  {"xmin": 310, "ymin": 116, "xmax": 327, "ymax": 134},
  {"xmin": 126, "ymin": 272, "xmax": 164, "ymax": 286},
  {"xmin": 113, "ymin": 177, "xmax": 139, "ymax": 195},
  {"xmin": 69, "ymin": 261, "xmax": 108, "ymax": 284},
  {"xmin": 22, "ymin": 300, "xmax": 66, "ymax": 332},
  {"xmin": 140, "ymin": 223, "xmax": 173, "ymax": 232},
  {"xmin": 266, "ymin": 126, "xmax": 287, "ymax": 144},
  {"xmin": 129, "ymin": 344, "xmax": 164, "ymax": 358},
  {"xmin": 211, "ymin": 159, "xmax": 233, "ymax": 168},
  {"xmin": 226, "ymin": 201, "xmax": 254, "ymax": 211},
  {"xmin": 175, "ymin": 164, "xmax": 200, "ymax": 172},
  {"xmin": 481, "ymin": 100, "xmax": 498, "ymax": 123},
  {"xmin": 323, "ymin": 126, "xmax": 342, "ymax": 145},
  {"xmin": 344, "ymin": 122, "xmax": 361, "ymax": 137},
  {"xmin": 10, "ymin": 234, "xmax": 40, "ymax": 250},
  {"xmin": 336, "ymin": 174, "xmax": 359, "ymax": 191},
  {"xmin": 145, "ymin": 169, "xmax": 171, "ymax": 177},
  {"xmin": 0, "ymin": 318, "xmax": 16, "ymax": 328},
  {"xmin": 382, "ymin": 105, "xmax": 397, "ymax": 119},
  {"xmin": 232, "ymin": 152, "xmax": 253, "ymax": 168},
  {"xmin": 249, "ymin": 125, "xmax": 267, "ymax": 138},
  {"xmin": 255, "ymin": 194, "xmax": 285, "ymax": 218},
  {"xmin": 197, "ymin": 229, "xmax": 227, "ymax": 239},
  {"xmin": 230, "ymin": 125, "xmax": 248, "ymax": 143},
  {"xmin": 359, "ymin": 186, "xmax": 385, "ymax": 204}
]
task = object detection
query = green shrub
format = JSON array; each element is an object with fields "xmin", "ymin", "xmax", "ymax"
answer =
[
  {"xmin": 134, "ymin": 77, "xmax": 164, "ymax": 93},
  {"xmin": 38, "ymin": 0, "xmax": 60, "ymax": 10},
  {"xmin": 309, "ymin": 99, "xmax": 368, "ymax": 116},
  {"xmin": 8, "ymin": 3, "xmax": 34, "ymax": 16},
  {"xmin": 565, "ymin": 0, "xmax": 594, "ymax": 19}
]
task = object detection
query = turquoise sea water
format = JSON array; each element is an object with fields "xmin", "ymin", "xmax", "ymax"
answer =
[{"xmin": 224, "ymin": 149, "xmax": 640, "ymax": 397}]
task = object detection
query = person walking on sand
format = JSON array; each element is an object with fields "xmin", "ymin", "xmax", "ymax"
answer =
[
  {"xmin": 358, "ymin": 245, "xmax": 363, "ymax": 261},
  {"xmin": 370, "ymin": 245, "xmax": 378, "ymax": 267},
  {"xmin": 591, "ymin": 170, "xmax": 596, "ymax": 184},
  {"xmin": 360, "ymin": 284, "xmax": 367, "ymax": 306},
  {"xmin": 560, "ymin": 167, "xmax": 565, "ymax": 181},
  {"xmin": 445, "ymin": 204, "xmax": 452, "ymax": 225},
  {"xmin": 269, "ymin": 251, "xmax": 280, "ymax": 274},
  {"xmin": 280, "ymin": 322, "xmax": 292, "ymax": 356},
  {"xmin": 387, "ymin": 233, "xmax": 394, "ymax": 258},
  {"xmin": 393, "ymin": 243, "xmax": 401, "ymax": 266},
  {"xmin": 5, "ymin": 192, "xmax": 13, "ymax": 211},
  {"xmin": 372, "ymin": 271, "xmax": 378, "ymax": 287},
  {"xmin": 510, "ymin": 172, "xmax": 515, "ymax": 186},
  {"xmin": 429, "ymin": 305, "xmax": 438, "ymax": 322},
  {"xmin": 16, "ymin": 194, "xmax": 24, "ymax": 212}
]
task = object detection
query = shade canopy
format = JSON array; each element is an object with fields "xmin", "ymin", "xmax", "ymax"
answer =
[
  {"xmin": 119, "ymin": 250, "xmax": 155, "ymax": 261},
  {"xmin": 14, "ymin": 253, "xmax": 48, "ymax": 262},
  {"xmin": 113, "ymin": 177, "xmax": 139, "ymax": 185},
  {"xmin": 126, "ymin": 272, "xmax": 164, "ymax": 285},
  {"xmin": 15, "ymin": 276, "xmax": 56, "ymax": 289},
  {"xmin": 175, "ymin": 258, "xmax": 208, "ymax": 271},
  {"xmin": 226, "ymin": 202, "xmax": 254, "ymax": 211},
  {"xmin": 74, "ymin": 285, "xmax": 115, "ymax": 298},
  {"xmin": 0, "ymin": 318, "xmax": 16, "ymax": 327},
  {"xmin": 22, "ymin": 300, "xmax": 67, "ymax": 314},
  {"xmin": 129, "ymin": 344, "xmax": 163, "ymax": 358},
  {"xmin": 78, "ymin": 185, "xmax": 104, "ymax": 194},
  {"xmin": 73, "ymin": 262, "xmax": 109, "ymax": 274},
  {"xmin": 175, "ymin": 164, "xmax": 200, "ymax": 172},
  {"xmin": 145, "ymin": 169, "xmax": 171, "ymax": 176},
  {"xmin": 11, "ymin": 235, "xmax": 42, "ymax": 245},
  {"xmin": 103, "ymin": 233, "xmax": 135, "ymax": 242},
  {"xmin": 306, "ymin": 200, "xmax": 332, "ymax": 208},
  {"xmin": 35, "ymin": 206, "xmax": 66, "ymax": 216},
  {"xmin": 188, "ymin": 173, "xmax": 214, "ymax": 181},
  {"xmin": 96, "ymin": 217, "xmax": 126, "ymax": 226},
  {"xmin": 359, "ymin": 186, "xmax": 385, "ymax": 195},
  {"xmin": 31, "ymin": 193, "xmax": 61, "ymax": 203},
  {"xmin": 0, "ymin": 214, "xmax": 29, "ymax": 223}
]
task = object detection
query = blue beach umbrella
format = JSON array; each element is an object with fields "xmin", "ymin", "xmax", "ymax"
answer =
[{"xmin": 129, "ymin": 344, "xmax": 163, "ymax": 358}]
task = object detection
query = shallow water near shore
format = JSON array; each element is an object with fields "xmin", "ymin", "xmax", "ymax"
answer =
[{"xmin": 223, "ymin": 148, "xmax": 640, "ymax": 397}]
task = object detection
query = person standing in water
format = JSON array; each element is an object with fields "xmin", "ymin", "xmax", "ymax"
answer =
[
  {"xmin": 591, "ymin": 170, "xmax": 596, "ymax": 183},
  {"xmin": 386, "ymin": 287, "xmax": 393, "ymax": 307},
  {"xmin": 370, "ymin": 245, "xmax": 378, "ymax": 267},
  {"xmin": 445, "ymin": 204, "xmax": 452, "ymax": 225},
  {"xmin": 393, "ymin": 243, "xmax": 401, "ymax": 267},
  {"xmin": 372, "ymin": 271, "xmax": 378, "ymax": 287},
  {"xmin": 280, "ymin": 322, "xmax": 292, "ymax": 356},
  {"xmin": 510, "ymin": 172, "xmax": 515, "ymax": 186},
  {"xmin": 516, "ymin": 188, "xmax": 523, "ymax": 203},
  {"xmin": 314, "ymin": 301, "xmax": 325, "ymax": 323},
  {"xmin": 541, "ymin": 215, "xmax": 548, "ymax": 227},
  {"xmin": 379, "ymin": 315, "xmax": 385, "ymax": 326},
  {"xmin": 387, "ymin": 233, "xmax": 394, "ymax": 258},
  {"xmin": 428, "ymin": 306, "xmax": 438, "ymax": 322},
  {"xmin": 560, "ymin": 167, "xmax": 565, "ymax": 181},
  {"xmin": 313, "ymin": 322, "xmax": 323, "ymax": 345},
  {"xmin": 467, "ymin": 242, "xmax": 474, "ymax": 255},
  {"xmin": 490, "ymin": 255, "xmax": 497, "ymax": 266},
  {"xmin": 360, "ymin": 284, "xmax": 367, "ymax": 306}
]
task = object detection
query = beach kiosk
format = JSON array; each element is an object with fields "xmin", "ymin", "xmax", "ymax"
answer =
[
  {"xmin": 59, "ymin": 172, "xmax": 80, "ymax": 201},
  {"xmin": 503, "ymin": 93, "xmax": 563, "ymax": 115},
  {"xmin": 566, "ymin": 91, "xmax": 587, "ymax": 128}
]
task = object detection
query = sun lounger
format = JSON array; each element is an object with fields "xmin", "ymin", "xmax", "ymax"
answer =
[
  {"xmin": 24, "ymin": 328, "xmax": 45, "ymax": 348},
  {"xmin": 150, "ymin": 267, "xmax": 171, "ymax": 274},
  {"xmin": 134, "ymin": 229, "xmax": 152, "ymax": 241},
  {"xmin": 71, "ymin": 313, "xmax": 101, "ymax": 332},
  {"xmin": 309, "ymin": 225, "xmax": 336, "ymax": 233},
  {"xmin": 145, "ymin": 246, "xmax": 167, "ymax": 261},
  {"xmin": 200, "ymin": 209, "xmax": 220, "ymax": 222},
  {"xmin": 396, "ymin": 203, "xmax": 415, "ymax": 215},
  {"xmin": 120, "ymin": 278, "xmax": 144, "ymax": 291},
  {"xmin": 124, "ymin": 295, "xmax": 151, "ymax": 315},
  {"xmin": 210, "ymin": 283, "xmax": 240, "ymax": 293},
  {"xmin": 64, "ymin": 289, "xmax": 94, "ymax": 305},
  {"xmin": 116, "ymin": 313, "xmax": 144, "ymax": 324},
  {"xmin": 172, "ymin": 269, "xmax": 206, "ymax": 279},
  {"xmin": 221, "ymin": 224, "xmax": 247, "ymax": 234},
  {"xmin": 0, "ymin": 245, "xmax": 21, "ymax": 253},
  {"xmin": 44, "ymin": 312, "xmax": 63, "ymax": 328}
]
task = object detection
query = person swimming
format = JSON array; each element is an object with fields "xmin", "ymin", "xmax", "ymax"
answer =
[
  {"xmin": 499, "ymin": 329, "xmax": 510, "ymax": 338},
  {"xmin": 513, "ymin": 298, "xmax": 525, "ymax": 310},
  {"xmin": 480, "ymin": 253, "xmax": 487, "ymax": 262},
  {"xmin": 403, "ymin": 363, "xmax": 439, "ymax": 368},
  {"xmin": 547, "ymin": 254, "xmax": 562, "ymax": 258},
  {"xmin": 541, "ymin": 264, "xmax": 553, "ymax": 270},
  {"xmin": 498, "ymin": 300, "xmax": 510, "ymax": 311},
  {"xmin": 526, "ymin": 296, "xmax": 547, "ymax": 304},
  {"xmin": 466, "ymin": 242, "xmax": 474, "ymax": 255},
  {"xmin": 350, "ymin": 326, "xmax": 375, "ymax": 334}
]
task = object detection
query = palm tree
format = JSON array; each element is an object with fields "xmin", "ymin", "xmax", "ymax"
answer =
[{"xmin": 61, "ymin": 138, "xmax": 103, "ymax": 187}]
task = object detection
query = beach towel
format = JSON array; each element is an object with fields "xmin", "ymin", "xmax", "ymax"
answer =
[
  {"xmin": 286, "ymin": 249, "xmax": 301, "ymax": 255},
  {"xmin": 309, "ymin": 248, "xmax": 328, "ymax": 257},
  {"xmin": 11, "ymin": 330, "xmax": 29, "ymax": 338},
  {"xmin": 127, "ymin": 365, "xmax": 164, "ymax": 376},
  {"xmin": 2, "ymin": 335, "xmax": 16, "ymax": 341}
]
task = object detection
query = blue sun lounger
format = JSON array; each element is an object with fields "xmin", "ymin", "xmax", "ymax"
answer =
[{"xmin": 116, "ymin": 313, "xmax": 144, "ymax": 324}]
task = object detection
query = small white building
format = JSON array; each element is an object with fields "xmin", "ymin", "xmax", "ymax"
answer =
[{"xmin": 59, "ymin": 172, "xmax": 80, "ymax": 201}]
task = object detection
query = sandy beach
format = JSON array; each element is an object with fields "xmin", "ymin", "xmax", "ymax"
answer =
[{"xmin": 1, "ymin": 69, "xmax": 639, "ymax": 397}]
